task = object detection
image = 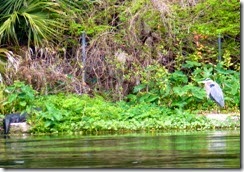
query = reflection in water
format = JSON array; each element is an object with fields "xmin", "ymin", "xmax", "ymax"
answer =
[
  {"xmin": 0, "ymin": 129, "xmax": 240, "ymax": 168},
  {"xmin": 208, "ymin": 131, "xmax": 227, "ymax": 152}
]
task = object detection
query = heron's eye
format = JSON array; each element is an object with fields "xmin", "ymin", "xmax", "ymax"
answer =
[{"xmin": 210, "ymin": 84, "xmax": 215, "ymax": 88}]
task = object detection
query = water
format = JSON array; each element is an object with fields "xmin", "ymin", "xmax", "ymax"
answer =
[{"xmin": 0, "ymin": 129, "xmax": 240, "ymax": 168}]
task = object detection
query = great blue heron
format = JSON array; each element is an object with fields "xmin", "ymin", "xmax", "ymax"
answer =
[{"xmin": 199, "ymin": 78, "xmax": 225, "ymax": 108}]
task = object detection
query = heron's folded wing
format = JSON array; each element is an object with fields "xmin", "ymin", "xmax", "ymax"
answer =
[{"xmin": 210, "ymin": 83, "xmax": 224, "ymax": 107}]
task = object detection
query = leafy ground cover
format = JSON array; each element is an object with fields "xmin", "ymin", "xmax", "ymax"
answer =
[{"xmin": 0, "ymin": 69, "xmax": 239, "ymax": 134}]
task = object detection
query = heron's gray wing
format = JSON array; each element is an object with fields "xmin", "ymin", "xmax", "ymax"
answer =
[{"xmin": 209, "ymin": 82, "xmax": 225, "ymax": 107}]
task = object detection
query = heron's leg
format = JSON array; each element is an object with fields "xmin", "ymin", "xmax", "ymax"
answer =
[
  {"xmin": 208, "ymin": 101, "xmax": 214, "ymax": 114},
  {"xmin": 208, "ymin": 107, "xmax": 211, "ymax": 113},
  {"xmin": 216, "ymin": 106, "xmax": 221, "ymax": 114},
  {"xmin": 206, "ymin": 99, "xmax": 211, "ymax": 113}
]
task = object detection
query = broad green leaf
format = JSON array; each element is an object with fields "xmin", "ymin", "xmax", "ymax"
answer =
[
  {"xmin": 7, "ymin": 94, "xmax": 17, "ymax": 103},
  {"xmin": 19, "ymin": 101, "xmax": 27, "ymax": 106},
  {"xmin": 44, "ymin": 121, "xmax": 52, "ymax": 127},
  {"xmin": 133, "ymin": 84, "xmax": 146, "ymax": 93},
  {"xmin": 182, "ymin": 60, "xmax": 201, "ymax": 68}
]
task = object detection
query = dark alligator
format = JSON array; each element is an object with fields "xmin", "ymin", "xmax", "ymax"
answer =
[
  {"xmin": 2, "ymin": 108, "xmax": 41, "ymax": 134},
  {"xmin": 3, "ymin": 113, "xmax": 28, "ymax": 134}
]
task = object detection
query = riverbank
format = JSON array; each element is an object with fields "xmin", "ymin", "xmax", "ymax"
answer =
[
  {"xmin": 1, "ymin": 112, "xmax": 240, "ymax": 135},
  {"xmin": 199, "ymin": 112, "xmax": 240, "ymax": 128}
]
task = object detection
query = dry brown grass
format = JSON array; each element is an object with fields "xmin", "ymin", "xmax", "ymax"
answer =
[{"xmin": 4, "ymin": 47, "xmax": 90, "ymax": 95}]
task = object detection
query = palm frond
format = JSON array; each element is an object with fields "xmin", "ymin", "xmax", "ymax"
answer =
[
  {"xmin": 0, "ymin": 12, "xmax": 19, "ymax": 45},
  {"xmin": 0, "ymin": 0, "xmax": 69, "ymax": 47}
]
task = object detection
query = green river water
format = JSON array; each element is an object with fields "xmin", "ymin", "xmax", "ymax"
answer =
[{"xmin": 0, "ymin": 129, "xmax": 240, "ymax": 168}]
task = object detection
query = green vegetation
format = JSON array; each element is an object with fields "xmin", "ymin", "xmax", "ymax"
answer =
[
  {"xmin": 0, "ymin": 65, "xmax": 240, "ymax": 134},
  {"xmin": 0, "ymin": 0, "xmax": 240, "ymax": 134},
  {"xmin": 127, "ymin": 62, "xmax": 240, "ymax": 111}
]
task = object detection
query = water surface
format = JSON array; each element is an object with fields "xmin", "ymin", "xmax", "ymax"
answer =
[{"xmin": 0, "ymin": 129, "xmax": 240, "ymax": 168}]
